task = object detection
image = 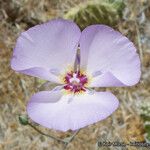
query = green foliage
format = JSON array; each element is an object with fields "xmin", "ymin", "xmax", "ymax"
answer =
[
  {"xmin": 64, "ymin": 0, "xmax": 125, "ymax": 30},
  {"xmin": 144, "ymin": 122, "xmax": 150, "ymax": 142},
  {"xmin": 140, "ymin": 102, "xmax": 150, "ymax": 142},
  {"xmin": 19, "ymin": 115, "xmax": 28, "ymax": 125}
]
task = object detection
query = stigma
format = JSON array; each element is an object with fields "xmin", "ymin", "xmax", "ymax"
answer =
[{"xmin": 63, "ymin": 71, "xmax": 88, "ymax": 93}]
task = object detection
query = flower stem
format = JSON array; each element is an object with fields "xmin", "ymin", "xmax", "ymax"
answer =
[
  {"xmin": 63, "ymin": 129, "xmax": 80, "ymax": 150},
  {"xmin": 28, "ymin": 123, "xmax": 67, "ymax": 144},
  {"xmin": 68, "ymin": 129, "xmax": 80, "ymax": 143},
  {"xmin": 28, "ymin": 122, "xmax": 80, "ymax": 149}
]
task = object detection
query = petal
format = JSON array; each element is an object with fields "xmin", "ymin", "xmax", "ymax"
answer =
[
  {"xmin": 90, "ymin": 72, "xmax": 125, "ymax": 87},
  {"xmin": 11, "ymin": 19, "xmax": 81, "ymax": 83},
  {"xmin": 80, "ymin": 25, "xmax": 141, "ymax": 87},
  {"xmin": 27, "ymin": 91, "xmax": 119, "ymax": 131}
]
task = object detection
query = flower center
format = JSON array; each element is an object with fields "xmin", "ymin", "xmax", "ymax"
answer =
[{"xmin": 63, "ymin": 71, "xmax": 88, "ymax": 93}]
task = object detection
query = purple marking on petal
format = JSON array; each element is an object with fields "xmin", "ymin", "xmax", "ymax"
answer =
[
  {"xmin": 49, "ymin": 68, "xmax": 60, "ymax": 76},
  {"xmin": 89, "ymin": 71, "xmax": 125, "ymax": 87},
  {"xmin": 92, "ymin": 70, "xmax": 103, "ymax": 77}
]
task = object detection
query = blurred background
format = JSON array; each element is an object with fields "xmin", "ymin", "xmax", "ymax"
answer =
[{"xmin": 0, "ymin": 0, "xmax": 150, "ymax": 149}]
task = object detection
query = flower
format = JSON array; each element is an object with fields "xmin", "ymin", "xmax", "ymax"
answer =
[{"xmin": 11, "ymin": 19, "xmax": 141, "ymax": 131}]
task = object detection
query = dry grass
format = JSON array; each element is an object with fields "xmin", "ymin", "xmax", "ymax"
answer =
[{"xmin": 0, "ymin": 0, "xmax": 150, "ymax": 150}]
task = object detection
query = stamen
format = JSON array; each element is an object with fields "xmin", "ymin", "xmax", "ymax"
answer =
[
  {"xmin": 52, "ymin": 85, "xmax": 64, "ymax": 91},
  {"xmin": 63, "ymin": 71, "xmax": 88, "ymax": 94},
  {"xmin": 85, "ymin": 87, "xmax": 95, "ymax": 95},
  {"xmin": 67, "ymin": 95, "xmax": 74, "ymax": 103},
  {"xmin": 49, "ymin": 68, "xmax": 60, "ymax": 76}
]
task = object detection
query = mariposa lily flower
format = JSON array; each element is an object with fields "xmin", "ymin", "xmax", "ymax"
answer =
[{"xmin": 11, "ymin": 19, "xmax": 141, "ymax": 131}]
